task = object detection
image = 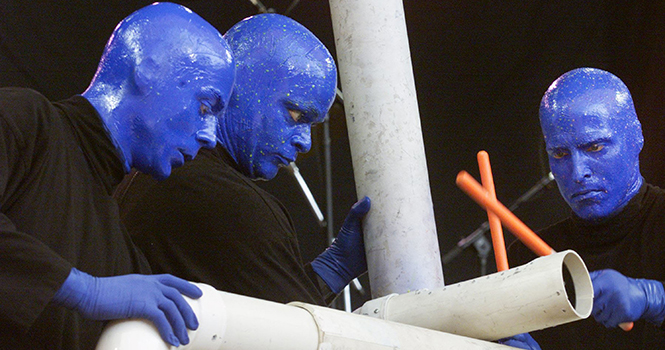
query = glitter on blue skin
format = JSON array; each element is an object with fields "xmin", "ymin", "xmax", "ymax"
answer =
[{"xmin": 539, "ymin": 68, "xmax": 644, "ymax": 221}]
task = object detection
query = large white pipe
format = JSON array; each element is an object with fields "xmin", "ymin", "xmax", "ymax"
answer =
[
  {"xmin": 96, "ymin": 283, "xmax": 519, "ymax": 350},
  {"xmin": 95, "ymin": 283, "xmax": 319, "ymax": 350},
  {"xmin": 329, "ymin": 0, "xmax": 444, "ymax": 298},
  {"xmin": 356, "ymin": 250, "xmax": 593, "ymax": 341}
]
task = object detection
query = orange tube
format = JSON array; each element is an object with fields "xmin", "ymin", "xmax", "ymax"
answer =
[
  {"xmin": 477, "ymin": 151, "xmax": 509, "ymax": 271},
  {"xmin": 456, "ymin": 171, "xmax": 554, "ymax": 257},
  {"xmin": 619, "ymin": 322, "xmax": 634, "ymax": 331}
]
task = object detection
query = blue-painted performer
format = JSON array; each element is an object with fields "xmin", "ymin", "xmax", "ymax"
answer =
[
  {"xmin": 509, "ymin": 67, "xmax": 665, "ymax": 349},
  {"xmin": 0, "ymin": 3, "xmax": 235, "ymax": 348},
  {"xmin": 116, "ymin": 13, "xmax": 369, "ymax": 307}
]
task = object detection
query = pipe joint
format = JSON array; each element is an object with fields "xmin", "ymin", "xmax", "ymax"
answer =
[{"xmin": 354, "ymin": 293, "xmax": 399, "ymax": 318}]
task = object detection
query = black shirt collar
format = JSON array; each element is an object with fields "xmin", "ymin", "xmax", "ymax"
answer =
[{"xmin": 55, "ymin": 95, "xmax": 126, "ymax": 194}]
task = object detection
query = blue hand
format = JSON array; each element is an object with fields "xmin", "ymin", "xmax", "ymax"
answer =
[
  {"xmin": 498, "ymin": 333, "xmax": 542, "ymax": 350},
  {"xmin": 590, "ymin": 269, "xmax": 665, "ymax": 328},
  {"xmin": 312, "ymin": 196, "xmax": 370, "ymax": 293},
  {"xmin": 54, "ymin": 268, "xmax": 202, "ymax": 347}
]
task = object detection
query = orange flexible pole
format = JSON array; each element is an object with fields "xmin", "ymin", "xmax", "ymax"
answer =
[
  {"xmin": 477, "ymin": 151, "xmax": 509, "ymax": 271},
  {"xmin": 619, "ymin": 322, "xmax": 634, "ymax": 331},
  {"xmin": 456, "ymin": 170, "xmax": 554, "ymax": 257}
]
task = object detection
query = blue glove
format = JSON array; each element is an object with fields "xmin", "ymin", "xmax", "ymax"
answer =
[
  {"xmin": 53, "ymin": 268, "xmax": 202, "ymax": 347},
  {"xmin": 590, "ymin": 269, "xmax": 665, "ymax": 328},
  {"xmin": 498, "ymin": 333, "xmax": 542, "ymax": 350},
  {"xmin": 312, "ymin": 196, "xmax": 370, "ymax": 293}
]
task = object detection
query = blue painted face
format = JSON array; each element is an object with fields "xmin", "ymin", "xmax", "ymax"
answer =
[
  {"xmin": 84, "ymin": 2, "xmax": 235, "ymax": 180},
  {"xmin": 219, "ymin": 14, "xmax": 337, "ymax": 180},
  {"xmin": 127, "ymin": 57, "xmax": 234, "ymax": 180},
  {"xmin": 539, "ymin": 68, "xmax": 643, "ymax": 221}
]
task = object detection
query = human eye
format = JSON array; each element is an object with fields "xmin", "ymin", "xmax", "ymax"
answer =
[
  {"xmin": 288, "ymin": 109, "xmax": 303, "ymax": 122},
  {"xmin": 200, "ymin": 102, "xmax": 211, "ymax": 115},
  {"xmin": 198, "ymin": 87, "xmax": 223, "ymax": 115},
  {"xmin": 550, "ymin": 149, "xmax": 569, "ymax": 159},
  {"xmin": 199, "ymin": 98, "xmax": 224, "ymax": 117},
  {"xmin": 586, "ymin": 143, "xmax": 604, "ymax": 153}
]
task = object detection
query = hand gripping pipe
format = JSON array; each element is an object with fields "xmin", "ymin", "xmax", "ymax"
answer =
[
  {"xmin": 356, "ymin": 250, "xmax": 593, "ymax": 341},
  {"xmin": 95, "ymin": 283, "xmax": 518, "ymax": 350}
]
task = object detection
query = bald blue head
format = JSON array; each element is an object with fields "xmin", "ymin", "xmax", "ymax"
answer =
[
  {"xmin": 219, "ymin": 14, "xmax": 337, "ymax": 180},
  {"xmin": 539, "ymin": 67, "xmax": 643, "ymax": 221},
  {"xmin": 83, "ymin": 2, "xmax": 235, "ymax": 180}
]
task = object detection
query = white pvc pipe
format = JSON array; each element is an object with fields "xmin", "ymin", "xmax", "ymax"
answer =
[
  {"xmin": 95, "ymin": 283, "xmax": 518, "ymax": 350},
  {"xmin": 95, "ymin": 283, "xmax": 319, "ymax": 350},
  {"xmin": 291, "ymin": 302, "xmax": 518, "ymax": 350},
  {"xmin": 329, "ymin": 0, "xmax": 444, "ymax": 298},
  {"xmin": 356, "ymin": 250, "xmax": 593, "ymax": 341}
]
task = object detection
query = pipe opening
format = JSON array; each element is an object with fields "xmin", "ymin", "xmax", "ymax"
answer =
[
  {"xmin": 561, "ymin": 251, "xmax": 593, "ymax": 318},
  {"xmin": 563, "ymin": 263, "xmax": 576, "ymax": 309}
]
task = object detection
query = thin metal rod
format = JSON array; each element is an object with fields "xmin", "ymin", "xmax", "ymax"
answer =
[{"xmin": 287, "ymin": 162, "xmax": 326, "ymax": 226}]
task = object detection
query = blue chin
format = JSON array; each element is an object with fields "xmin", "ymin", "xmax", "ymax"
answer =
[
  {"xmin": 137, "ymin": 160, "xmax": 171, "ymax": 181},
  {"xmin": 570, "ymin": 201, "xmax": 620, "ymax": 222},
  {"xmin": 149, "ymin": 166, "xmax": 171, "ymax": 181},
  {"xmin": 249, "ymin": 161, "xmax": 280, "ymax": 181}
]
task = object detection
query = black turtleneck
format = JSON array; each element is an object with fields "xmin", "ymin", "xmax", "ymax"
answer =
[
  {"xmin": 0, "ymin": 88, "xmax": 149, "ymax": 350},
  {"xmin": 116, "ymin": 144, "xmax": 334, "ymax": 307},
  {"xmin": 508, "ymin": 182, "xmax": 665, "ymax": 349}
]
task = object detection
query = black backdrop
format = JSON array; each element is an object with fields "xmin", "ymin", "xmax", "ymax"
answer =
[{"xmin": 2, "ymin": 1, "xmax": 664, "ymax": 309}]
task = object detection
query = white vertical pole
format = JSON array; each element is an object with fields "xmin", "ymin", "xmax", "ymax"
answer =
[{"xmin": 329, "ymin": 0, "xmax": 444, "ymax": 297}]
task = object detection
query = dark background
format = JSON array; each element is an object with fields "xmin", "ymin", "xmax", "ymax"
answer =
[{"xmin": 2, "ymin": 1, "xmax": 664, "ymax": 309}]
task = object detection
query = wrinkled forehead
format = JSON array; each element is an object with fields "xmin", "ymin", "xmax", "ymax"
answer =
[
  {"xmin": 226, "ymin": 14, "xmax": 337, "ymax": 111},
  {"xmin": 122, "ymin": 22, "xmax": 229, "ymax": 63},
  {"xmin": 228, "ymin": 17, "xmax": 336, "ymax": 79},
  {"xmin": 541, "ymin": 114, "xmax": 615, "ymax": 149},
  {"xmin": 249, "ymin": 40, "xmax": 336, "ymax": 94},
  {"xmin": 112, "ymin": 2, "xmax": 228, "ymax": 64},
  {"xmin": 540, "ymin": 68, "xmax": 637, "ymax": 139}
]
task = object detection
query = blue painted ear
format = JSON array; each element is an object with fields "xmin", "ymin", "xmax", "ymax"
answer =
[
  {"xmin": 133, "ymin": 58, "xmax": 159, "ymax": 94},
  {"xmin": 636, "ymin": 122, "xmax": 644, "ymax": 152}
]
